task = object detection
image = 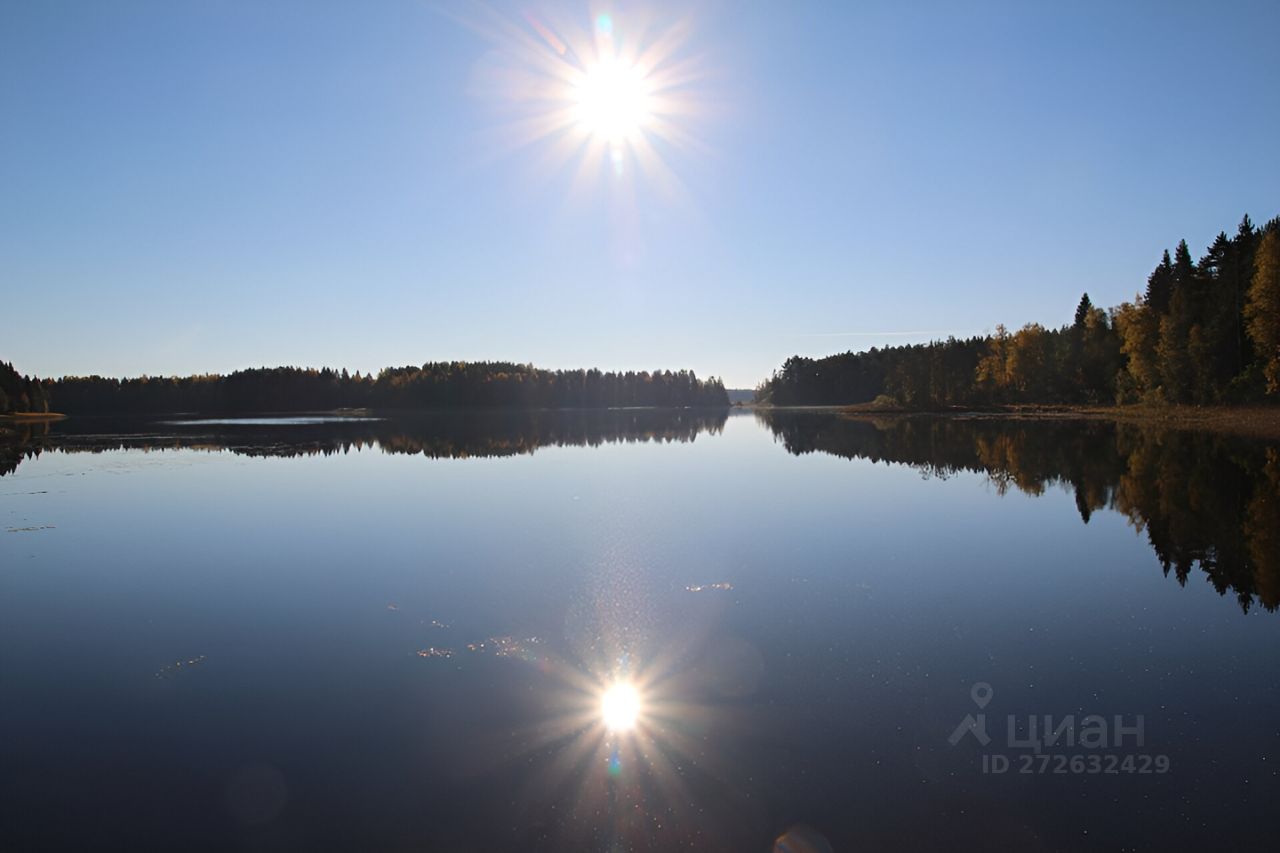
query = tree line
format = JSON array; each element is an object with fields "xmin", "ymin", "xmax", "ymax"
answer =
[
  {"xmin": 6, "ymin": 362, "xmax": 728, "ymax": 415},
  {"xmin": 0, "ymin": 360, "xmax": 51, "ymax": 414},
  {"xmin": 757, "ymin": 213, "xmax": 1280, "ymax": 407}
]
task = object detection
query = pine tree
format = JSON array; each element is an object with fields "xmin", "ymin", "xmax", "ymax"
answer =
[
  {"xmin": 1074, "ymin": 293, "xmax": 1094, "ymax": 330},
  {"xmin": 1246, "ymin": 227, "xmax": 1280, "ymax": 394},
  {"xmin": 1173, "ymin": 239, "xmax": 1196, "ymax": 290},
  {"xmin": 1145, "ymin": 250, "xmax": 1175, "ymax": 315},
  {"xmin": 1157, "ymin": 287, "xmax": 1193, "ymax": 402},
  {"xmin": 1233, "ymin": 215, "xmax": 1260, "ymax": 369}
]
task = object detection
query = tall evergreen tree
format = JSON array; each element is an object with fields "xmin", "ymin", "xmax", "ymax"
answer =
[
  {"xmin": 1073, "ymin": 293, "xmax": 1094, "ymax": 330},
  {"xmin": 1173, "ymin": 239, "xmax": 1197, "ymax": 292},
  {"xmin": 1246, "ymin": 227, "xmax": 1280, "ymax": 394},
  {"xmin": 1145, "ymin": 250, "xmax": 1175, "ymax": 315},
  {"xmin": 1157, "ymin": 287, "xmax": 1194, "ymax": 403}
]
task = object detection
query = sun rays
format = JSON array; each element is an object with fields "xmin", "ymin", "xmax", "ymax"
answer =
[
  {"xmin": 440, "ymin": 590, "xmax": 767, "ymax": 851},
  {"xmin": 459, "ymin": 2, "xmax": 710, "ymax": 198}
]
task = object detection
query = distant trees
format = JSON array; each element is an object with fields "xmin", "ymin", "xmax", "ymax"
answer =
[
  {"xmin": 0, "ymin": 361, "xmax": 48, "ymax": 414},
  {"xmin": 39, "ymin": 362, "xmax": 729, "ymax": 415},
  {"xmin": 757, "ymin": 212, "xmax": 1280, "ymax": 407}
]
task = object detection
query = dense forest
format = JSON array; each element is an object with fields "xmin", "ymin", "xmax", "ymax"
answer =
[
  {"xmin": 0, "ymin": 361, "xmax": 50, "ymax": 414},
  {"xmin": 5, "ymin": 362, "xmax": 728, "ymax": 415},
  {"xmin": 759, "ymin": 410, "xmax": 1280, "ymax": 613},
  {"xmin": 757, "ymin": 213, "xmax": 1280, "ymax": 407}
]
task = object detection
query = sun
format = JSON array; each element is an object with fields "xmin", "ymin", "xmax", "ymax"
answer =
[
  {"xmin": 600, "ymin": 682, "xmax": 642, "ymax": 731},
  {"xmin": 571, "ymin": 57, "xmax": 653, "ymax": 144},
  {"xmin": 465, "ymin": 4, "xmax": 709, "ymax": 194}
]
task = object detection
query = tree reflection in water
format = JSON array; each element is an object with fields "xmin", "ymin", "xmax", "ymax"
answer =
[
  {"xmin": 0, "ymin": 408, "xmax": 728, "ymax": 477},
  {"xmin": 758, "ymin": 411, "xmax": 1280, "ymax": 613},
  {"xmin": 7, "ymin": 407, "xmax": 1278, "ymax": 613}
]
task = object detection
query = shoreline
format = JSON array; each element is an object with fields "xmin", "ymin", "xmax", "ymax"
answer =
[
  {"xmin": 6, "ymin": 404, "xmax": 1280, "ymax": 440},
  {"xmin": 0, "ymin": 412, "xmax": 67, "ymax": 420},
  {"xmin": 754, "ymin": 403, "xmax": 1280, "ymax": 440}
]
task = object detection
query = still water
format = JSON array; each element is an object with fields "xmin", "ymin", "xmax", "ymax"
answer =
[{"xmin": 2, "ymin": 410, "xmax": 1278, "ymax": 851}]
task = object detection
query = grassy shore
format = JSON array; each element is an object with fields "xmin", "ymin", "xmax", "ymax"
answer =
[
  {"xmin": 0, "ymin": 412, "xmax": 67, "ymax": 422},
  {"xmin": 819, "ymin": 402, "xmax": 1280, "ymax": 440}
]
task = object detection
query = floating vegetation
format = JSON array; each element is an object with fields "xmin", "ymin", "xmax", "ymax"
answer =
[
  {"xmin": 6, "ymin": 524, "xmax": 55, "ymax": 533},
  {"xmin": 685, "ymin": 582, "xmax": 733, "ymax": 593},
  {"xmin": 154, "ymin": 655, "xmax": 207, "ymax": 679}
]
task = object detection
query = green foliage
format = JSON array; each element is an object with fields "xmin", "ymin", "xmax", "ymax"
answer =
[
  {"xmin": 0, "ymin": 361, "xmax": 47, "ymax": 414},
  {"xmin": 1145, "ymin": 250, "xmax": 1174, "ymax": 315},
  {"xmin": 41, "ymin": 363, "xmax": 730, "ymax": 415},
  {"xmin": 1073, "ymin": 293, "xmax": 1094, "ymax": 329},
  {"xmin": 757, "ymin": 338, "xmax": 987, "ymax": 408},
  {"xmin": 759, "ymin": 211, "xmax": 1278, "ymax": 407},
  {"xmin": 1156, "ymin": 289, "xmax": 1194, "ymax": 403}
]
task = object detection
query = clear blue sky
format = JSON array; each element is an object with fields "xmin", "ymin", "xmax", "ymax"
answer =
[{"xmin": 3, "ymin": 1, "xmax": 1278, "ymax": 388}]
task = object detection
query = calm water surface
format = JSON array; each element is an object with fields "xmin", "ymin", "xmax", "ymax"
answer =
[{"xmin": 2, "ymin": 410, "xmax": 1278, "ymax": 851}]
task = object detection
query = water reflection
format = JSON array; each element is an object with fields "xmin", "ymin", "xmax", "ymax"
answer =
[
  {"xmin": 758, "ymin": 411, "xmax": 1280, "ymax": 613},
  {"xmin": 5, "ymin": 407, "xmax": 1279, "ymax": 849},
  {"xmin": 0, "ymin": 408, "xmax": 728, "ymax": 476}
]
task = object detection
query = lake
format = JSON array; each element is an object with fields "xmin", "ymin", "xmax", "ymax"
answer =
[{"xmin": 2, "ymin": 410, "xmax": 1278, "ymax": 851}]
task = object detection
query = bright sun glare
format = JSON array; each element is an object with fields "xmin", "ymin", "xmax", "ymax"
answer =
[
  {"xmin": 472, "ymin": 6, "xmax": 705, "ymax": 190},
  {"xmin": 571, "ymin": 58, "xmax": 652, "ymax": 144},
  {"xmin": 600, "ymin": 682, "xmax": 641, "ymax": 731}
]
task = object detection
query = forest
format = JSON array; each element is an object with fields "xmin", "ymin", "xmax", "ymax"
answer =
[
  {"xmin": 0, "ymin": 360, "xmax": 51, "ymax": 414},
  {"xmin": 1, "ymin": 362, "xmax": 728, "ymax": 415},
  {"xmin": 757, "ymin": 213, "xmax": 1280, "ymax": 407}
]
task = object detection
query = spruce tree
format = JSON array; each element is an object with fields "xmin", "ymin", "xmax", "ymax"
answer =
[
  {"xmin": 1246, "ymin": 228, "xmax": 1280, "ymax": 393},
  {"xmin": 1146, "ymin": 250, "xmax": 1175, "ymax": 315},
  {"xmin": 1074, "ymin": 293, "xmax": 1094, "ymax": 329}
]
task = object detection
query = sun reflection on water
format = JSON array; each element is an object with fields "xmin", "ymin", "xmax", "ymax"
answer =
[{"xmin": 600, "ymin": 681, "xmax": 642, "ymax": 731}]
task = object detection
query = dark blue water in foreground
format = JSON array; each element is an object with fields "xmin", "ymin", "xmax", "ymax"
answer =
[{"xmin": 2, "ymin": 410, "xmax": 1278, "ymax": 851}]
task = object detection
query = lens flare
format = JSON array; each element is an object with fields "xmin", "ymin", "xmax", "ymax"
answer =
[
  {"xmin": 600, "ymin": 682, "xmax": 641, "ymax": 731},
  {"xmin": 461, "ymin": 2, "xmax": 710, "ymax": 203}
]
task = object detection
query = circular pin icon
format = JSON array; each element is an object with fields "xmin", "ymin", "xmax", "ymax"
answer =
[{"xmin": 971, "ymin": 682, "xmax": 993, "ymax": 709}]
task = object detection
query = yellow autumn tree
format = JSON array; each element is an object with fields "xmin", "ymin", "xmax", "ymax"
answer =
[
  {"xmin": 1245, "ymin": 229, "xmax": 1280, "ymax": 393},
  {"xmin": 1113, "ymin": 298, "xmax": 1160, "ymax": 402}
]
